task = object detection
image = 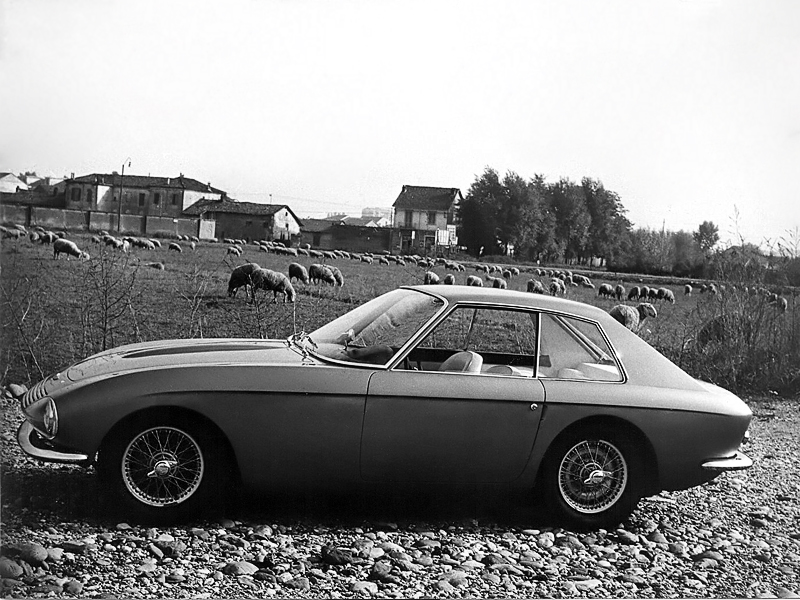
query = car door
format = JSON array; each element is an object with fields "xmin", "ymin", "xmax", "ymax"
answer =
[{"xmin": 360, "ymin": 305, "xmax": 546, "ymax": 484}]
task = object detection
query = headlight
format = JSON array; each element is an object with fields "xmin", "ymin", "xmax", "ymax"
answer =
[{"xmin": 25, "ymin": 397, "xmax": 59, "ymax": 439}]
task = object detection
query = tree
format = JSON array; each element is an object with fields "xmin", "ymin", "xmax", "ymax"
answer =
[
  {"xmin": 459, "ymin": 167, "xmax": 505, "ymax": 257},
  {"xmin": 548, "ymin": 178, "xmax": 591, "ymax": 263},
  {"xmin": 582, "ymin": 178, "xmax": 631, "ymax": 265},
  {"xmin": 694, "ymin": 221, "xmax": 719, "ymax": 254}
]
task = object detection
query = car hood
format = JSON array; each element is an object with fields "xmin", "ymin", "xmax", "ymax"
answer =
[{"xmin": 65, "ymin": 338, "xmax": 305, "ymax": 383}]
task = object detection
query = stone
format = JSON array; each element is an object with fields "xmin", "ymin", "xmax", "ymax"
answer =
[
  {"xmin": 352, "ymin": 581, "xmax": 379, "ymax": 596},
  {"xmin": 693, "ymin": 549, "xmax": 724, "ymax": 562},
  {"xmin": 148, "ymin": 543, "xmax": 164, "ymax": 560},
  {"xmin": 60, "ymin": 541, "xmax": 90, "ymax": 554},
  {"xmin": 223, "ymin": 561, "xmax": 259, "ymax": 576},
  {"xmin": 434, "ymin": 579, "xmax": 455, "ymax": 593},
  {"xmin": 752, "ymin": 518, "xmax": 771, "ymax": 528},
  {"xmin": 321, "ymin": 545, "xmax": 354, "ymax": 565},
  {"xmin": 0, "ymin": 557, "xmax": 23, "ymax": 579},
  {"xmin": 616, "ymin": 529, "xmax": 640, "ymax": 545},
  {"xmin": 46, "ymin": 548, "xmax": 63, "ymax": 563},
  {"xmin": 285, "ymin": 577, "xmax": 310, "ymax": 591},
  {"xmin": 63, "ymin": 580, "xmax": 84, "ymax": 595},
  {"xmin": 7, "ymin": 383, "xmax": 27, "ymax": 398},
  {"xmin": 19, "ymin": 542, "xmax": 48, "ymax": 565},
  {"xmin": 647, "ymin": 532, "xmax": 668, "ymax": 545},
  {"xmin": 441, "ymin": 569, "xmax": 468, "ymax": 587},
  {"xmin": 115, "ymin": 522, "xmax": 132, "ymax": 530},
  {"xmin": 575, "ymin": 579, "xmax": 603, "ymax": 592},
  {"xmin": 155, "ymin": 540, "xmax": 187, "ymax": 558}
]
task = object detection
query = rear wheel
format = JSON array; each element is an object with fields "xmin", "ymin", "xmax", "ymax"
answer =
[
  {"xmin": 98, "ymin": 414, "xmax": 229, "ymax": 524},
  {"xmin": 541, "ymin": 426, "xmax": 642, "ymax": 530}
]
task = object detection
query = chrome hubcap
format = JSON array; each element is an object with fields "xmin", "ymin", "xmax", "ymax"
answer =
[
  {"xmin": 559, "ymin": 439, "xmax": 628, "ymax": 514},
  {"xmin": 122, "ymin": 426, "xmax": 204, "ymax": 507}
]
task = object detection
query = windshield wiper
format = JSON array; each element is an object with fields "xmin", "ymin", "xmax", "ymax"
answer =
[{"xmin": 289, "ymin": 332, "xmax": 317, "ymax": 355}]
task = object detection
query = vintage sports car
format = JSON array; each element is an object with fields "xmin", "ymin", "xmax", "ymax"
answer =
[{"xmin": 18, "ymin": 286, "xmax": 752, "ymax": 528}]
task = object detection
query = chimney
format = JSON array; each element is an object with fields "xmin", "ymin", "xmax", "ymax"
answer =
[
  {"xmin": 70, "ymin": 172, "xmax": 75, "ymax": 179},
  {"xmin": 167, "ymin": 177, "xmax": 171, "ymax": 185}
]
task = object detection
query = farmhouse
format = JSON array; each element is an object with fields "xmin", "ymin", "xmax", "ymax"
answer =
[
  {"xmin": 184, "ymin": 198, "xmax": 302, "ymax": 243},
  {"xmin": 64, "ymin": 173, "xmax": 226, "ymax": 218},
  {"xmin": 392, "ymin": 185, "xmax": 462, "ymax": 253}
]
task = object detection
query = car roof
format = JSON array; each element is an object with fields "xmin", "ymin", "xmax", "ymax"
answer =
[{"xmin": 402, "ymin": 284, "xmax": 613, "ymax": 322}]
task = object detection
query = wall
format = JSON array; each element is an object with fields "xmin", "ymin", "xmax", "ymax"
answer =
[
  {"xmin": 302, "ymin": 224, "xmax": 391, "ymax": 253},
  {"xmin": 272, "ymin": 207, "xmax": 301, "ymax": 240},
  {"xmin": 145, "ymin": 215, "xmax": 198, "ymax": 237},
  {"xmin": 182, "ymin": 189, "xmax": 223, "ymax": 212},
  {"xmin": 31, "ymin": 207, "xmax": 89, "ymax": 230},
  {"xmin": 198, "ymin": 219, "xmax": 216, "ymax": 240},
  {"xmin": 0, "ymin": 203, "xmax": 29, "ymax": 225}
]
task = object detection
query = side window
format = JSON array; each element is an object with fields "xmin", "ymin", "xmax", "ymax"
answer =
[
  {"xmin": 409, "ymin": 307, "xmax": 538, "ymax": 377},
  {"xmin": 539, "ymin": 313, "xmax": 621, "ymax": 381}
]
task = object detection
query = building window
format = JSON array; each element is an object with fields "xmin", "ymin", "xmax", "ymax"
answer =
[
  {"xmin": 245, "ymin": 220, "xmax": 253, "ymax": 226},
  {"xmin": 263, "ymin": 221, "xmax": 269, "ymax": 228},
  {"xmin": 171, "ymin": 193, "xmax": 179, "ymax": 206},
  {"xmin": 138, "ymin": 193, "xmax": 145, "ymax": 206},
  {"xmin": 71, "ymin": 188, "xmax": 81, "ymax": 202},
  {"xmin": 86, "ymin": 189, "xmax": 93, "ymax": 204},
  {"xmin": 427, "ymin": 211, "xmax": 437, "ymax": 225},
  {"xmin": 153, "ymin": 192, "xmax": 160, "ymax": 206},
  {"xmin": 404, "ymin": 211, "xmax": 413, "ymax": 228}
]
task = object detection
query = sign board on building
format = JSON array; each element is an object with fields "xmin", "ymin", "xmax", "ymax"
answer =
[
  {"xmin": 436, "ymin": 228, "xmax": 450, "ymax": 246},
  {"xmin": 447, "ymin": 225, "xmax": 457, "ymax": 246}
]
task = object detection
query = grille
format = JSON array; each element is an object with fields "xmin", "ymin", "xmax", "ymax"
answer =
[{"xmin": 20, "ymin": 378, "xmax": 47, "ymax": 410}]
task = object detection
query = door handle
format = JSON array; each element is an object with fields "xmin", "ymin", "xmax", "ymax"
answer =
[{"xmin": 530, "ymin": 403, "xmax": 539, "ymax": 411}]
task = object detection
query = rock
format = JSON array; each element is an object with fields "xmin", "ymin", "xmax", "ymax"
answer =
[
  {"xmin": 0, "ymin": 557, "xmax": 23, "ymax": 579},
  {"xmin": 60, "ymin": 541, "xmax": 90, "ymax": 554},
  {"xmin": 223, "ymin": 561, "xmax": 259, "ymax": 576},
  {"xmin": 46, "ymin": 548, "xmax": 63, "ymax": 563},
  {"xmin": 776, "ymin": 587, "xmax": 800, "ymax": 599},
  {"xmin": 752, "ymin": 518, "xmax": 771, "ymax": 528},
  {"xmin": 575, "ymin": 579, "xmax": 603, "ymax": 592},
  {"xmin": 434, "ymin": 579, "xmax": 455, "ymax": 593},
  {"xmin": 63, "ymin": 580, "xmax": 84, "ymax": 595},
  {"xmin": 647, "ymin": 531, "xmax": 668, "ymax": 545},
  {"xmin": 155, "ymin": 540, "xmax": 187, "ymax": 558},
  {"xmin": 19, "ymin": 542, "xmax": 48, "ymax": 565},
  {"xmin": 252, "ymin": 525, "xmax": 273, "ymax": 539},
  {"xmin": 668, "ymin": 542, "xmax": 688, "ymax": 556},
  {"xmin": 369, "ymin": 560, "xmax": 401, "ymax": 584},
  {"xmin": 693, "ymin": 549, "xmax": 724, "ymax": 562},
  {"xmin": 352, "ymin": 581, "xmax": 379, "ymax": 596},
  {"xmin": 147, "ymin": 543, "xmax": 164, "ymax": 560},
  {"xmin": 616, "ymin": 529, "xmax": 640, "ymax": 545},
  {"xmin": 321, "ymin": 545, "xmax": 355, "ymax": 565},
  {"xmin": 7, "ymin": 383, "xmax": 27, "ymax": 398},
  {"xmin": 441, "ymin": 569, "xmax": 468, "ymax": 587},
  {"xmin": 115, "ymin": 522, "xmax": 132, "ymax": 530},
  {"xmin": 482, "ymin": 571, "xmax": 502, "ymax": 585},
  {"xmin": 285, "ymin": 577, "xmax": 310, "ymax": 591}
]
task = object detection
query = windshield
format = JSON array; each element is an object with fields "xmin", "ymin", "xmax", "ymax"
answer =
[{"xmin": 307, "ymin": 288, "xmax": 445, "ymax": 363}]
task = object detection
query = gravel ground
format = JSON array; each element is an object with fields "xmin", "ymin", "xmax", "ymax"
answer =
[{"xmin": 2, "ymin": 393, "xmax": 799, "ymax": 599}]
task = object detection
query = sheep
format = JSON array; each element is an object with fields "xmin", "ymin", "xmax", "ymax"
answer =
[
  {"xmin": 614, "ymin": 284, "xmax": 626, "ymax": 301},
  {"xmin": 660, "ymin": 288, "xmax": 676, "ymax": 303},
  {"xmin": 598, "ymin": 283, "xmax": 614, "ymax": 298},
  {"xmin": 549, "ymin": 279, "xmax": 566, "ymax": 296},
  {"xmin": 510, "ymin": 267, "xmax": 520, "ymax": 277},
  {"xmin": 527, "ymin": 279, "xmax": 546, "ymax": 294},
  {"xmin": 640, "ymin": 286, "xmax": 651, "ymax": 300},
  {"xmin": 53, "ymin": 238, "xmax": 89, "ymax": 260},
  {"xmin": 38, "ymin": 231, "xmax": 57, "ymax": 245},
  {"xmin": 502, "ymin": 269, "xmax": 513, "ymax": 280},
  {"xmin": 609, "ymin": 302, "xmax": 658, "ymax": 332},
  {"xmin": 486, "ymin": 275, "xmax": 507, "ymax": 289},
  {"xmin": 144, "ymin": 262, "xmax": 165, "ymax": 270},
  {"xmin": 251, "ymin": 268, "xmax": 296, "ymax": 303},
  {"xmin": 684, "ymin": 284, "xmax": 693, "ymax": 296},
  {"xmin": 466, "ymin": 275, "xmax": 483, "ymax": 287},
  {"xmin": 309, "ymin": 263, "xmax": 336, "ymax": 285},
  {"xmin": 443, "ymin": 274, "xmax": 455, "ymax": 285},
  {"xmin": 423, "ymin": 271, "xmax": 440, "ymax": 285},
  {"xmin": 168, "ymin": 242, "xmax": 183, "ymax": 252},
  {"xmin": 647, "ymin": 287, "xmax": 659, "ymax": 301},
  {"xmin": 190, "ymin": 241, "xmax": 197, "ymax": 251},
  {"xmin": 379, "ymin": 257, "xmax": 390, "ymax": 265},
  {"xmin": 627, "ymin": 286, "xmax": 641, "ymax": 301},
  {"xmin": 360, "ymin": 255, "xmax": 373, "ymax": 264},
  {"xmin": 329, "ymin": 265, "xmax": 344, "ymax": 287},
  {"xmin": 227, "ymin": 262, "xmax": 261, "ymax": 297},
  {"xmin": 288, "ymin": 262, "xmax": 310, "ymax": 284}
]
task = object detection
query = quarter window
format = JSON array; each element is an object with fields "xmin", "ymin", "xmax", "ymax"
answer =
[
  {"xmin": 539, "ymin": 313, "xmax": 621, "ymax": 381},
  {"xmin": 427, "ymin": 211, "xmax": 437, "ymax": 225},
  {"xmin": 153, "ymin": 192, "xmax": 160, "ymax": 206},
  {"xmin": 171, "ymin": 193, "xmax": 179, "ymax": 206},
  {"xmin": 138, "ymin": 193, "xmax": 145, "ymax": 206}
]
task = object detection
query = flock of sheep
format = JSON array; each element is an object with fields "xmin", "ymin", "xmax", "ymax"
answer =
[{"xmin": 2, "ymin": 223, "xmax": 792, "ymax": 336}]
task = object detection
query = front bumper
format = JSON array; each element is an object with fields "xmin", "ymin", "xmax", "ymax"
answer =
[
  {"xmin": 701, "ymin": 451, "xmax": 753, "ymax": 472},
  {"xmin": 17, "ymin": 421, "xmax": 92, "ymax": 465}
]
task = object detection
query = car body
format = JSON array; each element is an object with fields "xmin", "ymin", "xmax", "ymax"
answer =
[{"xmin": 18, "ymin": 285, "xmax": 752, "ymax": 527}]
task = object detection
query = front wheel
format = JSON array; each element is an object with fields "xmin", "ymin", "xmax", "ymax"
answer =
[
  {"xmin": 98, "ymin": 414, "xmax": 229, "ymax": 524},
  {"xmin": 540, "ymin": 427, "xmax": 642, "ymax": 530}
]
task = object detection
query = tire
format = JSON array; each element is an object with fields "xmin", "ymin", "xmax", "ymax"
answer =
[
  {"xmin": 540, "ymin": 426, "xmax": 642, "ymax": 530},
  {"xmin": 98, "ymin": 413, "xmax": 230, "ymax": 524}
]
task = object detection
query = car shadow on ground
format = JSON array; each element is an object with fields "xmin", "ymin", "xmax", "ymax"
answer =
[{"xmin": 2, "ymin": 463, "xmax": 556, "ymax": 530}]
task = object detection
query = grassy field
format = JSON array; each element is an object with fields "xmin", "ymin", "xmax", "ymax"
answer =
[{"xmin": 1, "ymin": 232, "xmax": 797, "ymax": 395}]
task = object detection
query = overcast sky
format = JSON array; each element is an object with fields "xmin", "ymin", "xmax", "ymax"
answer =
[{"xmin": 2, "ymin": 0, "xmax": 798, "ymax": 249}]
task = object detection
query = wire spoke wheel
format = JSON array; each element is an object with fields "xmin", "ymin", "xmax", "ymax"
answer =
[
  {"xmin": 558, "ymin": 438, "xmax": 628, "ymax": 514},
  {"xmin": 121, "ymin": 426, "xmax": 205, "ymax": 507}
]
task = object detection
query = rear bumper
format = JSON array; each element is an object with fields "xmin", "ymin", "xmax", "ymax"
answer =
[
  {"xmin": 701, "ymin": 451, "xmax": 753, "ymax": 472},
  {"xmin": 17, "ymin": 421, "xmax": 92, "ymax": 465}
]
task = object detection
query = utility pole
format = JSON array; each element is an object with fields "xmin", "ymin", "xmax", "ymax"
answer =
[{"xmin": 117, "ymin": 158, "xmax": 131, "ymax": 232}]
